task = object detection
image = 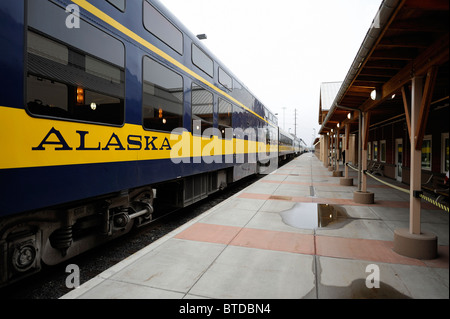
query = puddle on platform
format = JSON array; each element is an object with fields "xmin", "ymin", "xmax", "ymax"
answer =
[{"xmin": 280, "ymin": 203, "xmax": 349, "ymax": 229}]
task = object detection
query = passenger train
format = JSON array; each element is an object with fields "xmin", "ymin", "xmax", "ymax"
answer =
[{"xmin": 0, "ymin": 0, "xmax": 305, "ymax": 286}]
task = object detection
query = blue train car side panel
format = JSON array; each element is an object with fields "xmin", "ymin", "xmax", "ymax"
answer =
[
  {"xmin": 0, "ymin": 158, "xmax": 235, "ymax": 217},
  {"xmin": 0, "ymin": 1, "xmax": 24, "ymax": 109}
]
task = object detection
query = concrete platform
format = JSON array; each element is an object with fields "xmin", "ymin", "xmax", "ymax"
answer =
[{"xmin": 61, "ymin": 154, "xmax": 449, "ymax": 300}]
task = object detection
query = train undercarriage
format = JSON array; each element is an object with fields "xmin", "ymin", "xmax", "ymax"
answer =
[
  {"xmin": 0, "ymin": 167, "xmax": 237, "ymax": 288},
  {"xmin": 0, "ymin": 185, "xmax": 155, "ymax": 287}
]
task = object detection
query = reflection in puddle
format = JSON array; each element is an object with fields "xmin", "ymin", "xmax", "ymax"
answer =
[{"xmin": 280, "ymin": 203, "xmax": 349, "ymax": 229}]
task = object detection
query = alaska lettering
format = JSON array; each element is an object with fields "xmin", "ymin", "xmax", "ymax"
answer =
[{"xmin": 32, "ymin": 127, "xmax": 172, "ymax": 151}]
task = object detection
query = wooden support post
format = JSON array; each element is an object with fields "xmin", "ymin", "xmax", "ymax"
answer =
[
  {"xmin": 340, "ymin": 123, "xmax": 353, "ymax": 186},
  {"xmin": 319, "ymin": 136, "xmax": 323, "ymax": 162},
  {"xmin": 345, "ymin": 124, "xmax": 349, "ymax": 178},
  {"xmin": 415, "ymin": 66, "xmax": 438, "ymax": 150},
  {"xmin": 336, "ymin": 129, "xmax": 340, "ymax": 171},
  {"xmin": 328, "ymin": 133, "xmax": 334, "ymax": 171},
  {"xmin": 324, "ymin": 135, "xmax": 329, "ymax": 167},
  {"xmin": 363, "ymin": 111, "xmax": 371, "ymax": 152},
  {"xmin": 333, "ymin": 130, "xmax": 343, "ymax": 177},
  {"xmin": 394, "ymin": 74, "xmax": 437, "ymax": 259},
  {"xmin": 361, "ymin": 111, "xmax": 370, "ymax": 193},
  {"xmin": 329, "ymin": 133, "xmax": 332, "ymax": 167},
  {"xmin": 401, "ymin": 85, "xmax": 412, "ymax": 137},
  {"xmin": 354, "ymin": 110, "xmax": 374, "ymax": 203},
  {"xmin": 410, "ymin": 76, "xmax": 423, "ymax": 234}
]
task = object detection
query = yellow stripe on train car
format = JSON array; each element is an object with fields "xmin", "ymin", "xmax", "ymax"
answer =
[{"xmin": 0, "ymin": 107, "xmax": 273, "ymax": 169}]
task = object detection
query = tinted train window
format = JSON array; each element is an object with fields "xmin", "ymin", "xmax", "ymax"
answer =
[
  {"xmin": 192, "ymin": 83, "xmax": 214, "ymax": 135},
  {"xmin": 233, "ymin": 105, "xmax": 246, "ymax": 135},
  {"xmin": 143, "ymin": 57, "xmax": 183, "ymax": 132},
  {"xmin": 28, "ymin": 0, "xmax": 124, "ymax": 68},
  {"xmin": 233, "ymin": 80, "xmax": 253, "ymax": 111},
  {"xmin": 280, "ymin": 134, "xmax": 292, "ymax": 146},
  {"xmin": 26, "ymin": 31, "xmax": 124, "ymax": 125},
  {"xmin": 218, "ymin": 99, "xmax": 232, "ymax": 139},
  {"xmin": 107, "ymin": 0, "xmax": 125, "ymax": 11},
  {"xmin": 192, "ymin": 44, "xmax": 213, "ymax": 78},
  {"xmin": 219, "ymin": 67, "xmax": 232, "ymax": 91},
  {"xmin": 143, "ymin": 1, "xmax": 183, "ymax": 55}
]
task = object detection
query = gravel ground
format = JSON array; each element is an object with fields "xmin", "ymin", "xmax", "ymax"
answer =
[{"xmin": 0, "ymin": 174, "xmax": 262, "ymax": 299}]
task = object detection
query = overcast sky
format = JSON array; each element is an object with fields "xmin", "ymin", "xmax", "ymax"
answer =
[{"xmin": 163, "ymin": 0, "xmax": 382, "ymax": 146}]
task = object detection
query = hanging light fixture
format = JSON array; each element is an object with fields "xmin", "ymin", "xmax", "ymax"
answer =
[{"xmin": 370, "ymin": 89, "xmax": 381, "ymax": 100}]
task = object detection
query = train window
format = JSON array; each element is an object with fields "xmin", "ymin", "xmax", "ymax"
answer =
[
  {"xmin": 28, "ymin": 0, "xmax": 125, "ymax": 68},
  {"xmin": 219, "ymin": 67, "xmax": 232, "ymax": 91},
  {"xmin": 107, "ymin": 0, "xmax": 125, "ymax": 12},
  {"xmin": 218, "ymin": 98, "xmax": 232, "ymax": 139},
  {"xmin": 143, "ymin": 56, "xmax": 183, "ymax": 132},
  {"xmin": 192, "ymin": 83, "xmax": 214, "ymax": 135},
  {"xmin": 85, "ymin": 56, "xmax": 122, "ymax": 84},
  {"xmin": 26, "ymin": 31, "xmax": 125, "ymax": 125},
  {"xmin": 27, "ymin": 31, "xmax": 68, "ymax": 65},
  {"xmin": 233, "ymin": 82, "xmax": 253, "ymax": 112},
  {"xmin": 143, "ymin": 1, "xmax": 183, "ymax": 55},
  {"xmin": 27, "ymin": 76, "xmax": 68, "ymax": 113},
  {"xmin": 218, "ymin": 99, "xmax": 232, "ymax": 127},
  {"xmin": 192, "ymin": 44, "xmax": 213, "ymax": 78}
]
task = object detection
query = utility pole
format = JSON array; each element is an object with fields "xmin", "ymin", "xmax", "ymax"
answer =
[
  {"xmin": 282, "ymin": 107, "xmax": 286, "ymax": 130},
  {"xmin": 312, "ymin": 128, "xmax": 316, "ymax": 151},
  {"xmin": 294, "ymin": 109, "xmax": 297, "ymax": 137}
]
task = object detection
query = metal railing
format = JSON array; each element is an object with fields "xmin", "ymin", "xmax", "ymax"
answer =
[{"xmin": 345, "ymin": 163, "xmax": 449, "ymax": 213}]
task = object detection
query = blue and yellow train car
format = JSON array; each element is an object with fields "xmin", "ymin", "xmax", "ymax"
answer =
[{"xmin": 0, "ymin": 0, "xmax": 290, "ymax": 286}]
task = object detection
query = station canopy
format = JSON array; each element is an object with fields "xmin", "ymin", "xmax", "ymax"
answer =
[{"xmin": 320, "ymin": 0, "xmax": 449, "ymax": 135}]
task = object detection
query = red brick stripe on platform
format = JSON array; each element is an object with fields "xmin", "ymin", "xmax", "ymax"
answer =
[{"xmin": 174, "ymin": 223, "xmax": 449, "ymax": 268}]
